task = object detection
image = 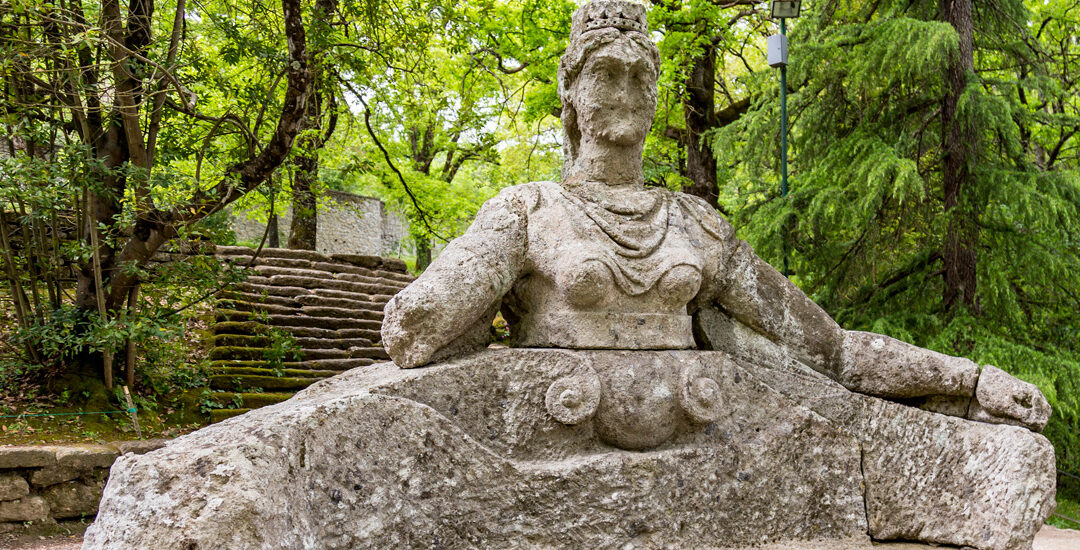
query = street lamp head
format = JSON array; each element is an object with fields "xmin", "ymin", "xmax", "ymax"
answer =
[{"xmin": 770, "ymin": 0, "xmax": 802, "ymax": 18}]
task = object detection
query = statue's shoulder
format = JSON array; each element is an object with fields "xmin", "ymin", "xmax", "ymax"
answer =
[
  {"xmin": 488, "ymin": 181, "xmax": 562, "ymax": 211},
  {"xmin": 667, "ymin": 188, "xmax": 711, "ymax": 210},
  {"xmin": 668, "ymin": 189, "xmax": 735, "ymax": 243}
]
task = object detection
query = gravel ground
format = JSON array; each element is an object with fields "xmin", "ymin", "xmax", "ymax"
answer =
[{"xmin": 1, "ymin": 525, "xmax": 1076, "ymax": 549}]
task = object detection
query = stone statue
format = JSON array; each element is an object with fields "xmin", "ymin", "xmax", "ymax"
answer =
[
  {"xmin": 382, "ymin": 0, "xmax": 1049, "ymax": 434},
  {"xmin": 83, "ymin": 3, "xmax": 1056, "ymax": 549}
]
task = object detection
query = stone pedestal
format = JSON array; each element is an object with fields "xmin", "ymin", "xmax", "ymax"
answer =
[
  {"xmin": 86, "ymin": 349, "xmax": 869, "ymax": 549},
  {"xmin": 84, "ymin": 347, "xmax": 1054, "ymax": 550}
]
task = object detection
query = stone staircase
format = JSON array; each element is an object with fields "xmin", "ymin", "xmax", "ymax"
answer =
[{"xmin": 206, "ymin": 246, "xmax": 413, "ymax": 422}]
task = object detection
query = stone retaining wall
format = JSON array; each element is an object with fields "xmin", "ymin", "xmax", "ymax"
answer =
[
  {"xmin": 0, "ymin": 441, "xmax": 166, "ymax": 531},
  {"xmin": 231, "ymin": 190, "xmax": 411, "ymax": 257}
]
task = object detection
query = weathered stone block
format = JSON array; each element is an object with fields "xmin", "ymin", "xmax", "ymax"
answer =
[
  {"xmin": 112, "ymin": 439, "xmax": 170, "ymax": 456},
  {"xmin": 42, "ymin": 480, "xmax": 104, "ymax": 519},
  {"xmin": 29, "ymin": 466, "xmax": 82, "ymax": 488},
  {"xmin": 55, "ymin": 445, "xmax": 117, "ymax": 471},
  {"xmin": 0, "ymin": 473, "xmax": 29, "ymax": 500},
  {"xmin": 85, "ymin": 350, "xmax": 868, "ymax": 549},
  {"xmin": 0, "ymin": 496, "xmax": 49, "ymax": 522},
  {"xmin": 0, "ymin": 446, "xmax": 56, "ymax": 469},
  {"xmin": 694, "ymin": 307, "xmax": 1056, "ymax": 550}
]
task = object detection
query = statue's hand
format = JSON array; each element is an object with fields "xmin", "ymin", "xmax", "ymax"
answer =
[
  {"xmin": 382, "ymin": 294, "xmax": 440, "ymax": 368},
  {"xmin": 967, "ymin": 365, "xmax": 1051, "ymax": 432}
]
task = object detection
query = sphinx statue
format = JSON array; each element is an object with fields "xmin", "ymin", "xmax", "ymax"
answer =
[
  {"xmin": 84, "ymin": 3, "xmax": 1056, "ymax": 549},
  {"xmin": 382, "ymin": 0, "xmax": 1050, "ymax": 436}
]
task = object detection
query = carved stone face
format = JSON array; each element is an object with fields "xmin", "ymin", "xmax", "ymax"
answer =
[{"xmin": 570, "ymin": 39, "xmax": 658, "ymax": 147}]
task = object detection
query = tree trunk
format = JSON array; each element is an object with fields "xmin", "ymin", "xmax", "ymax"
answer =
[
  {"xmin": 415, "ymin": 236, "xmax": 432, "ymax": 272},
  {"xmin": 941, "ymin": 0, "xmax": 979, "ymax": 312},
  {"xmin": 267, "ymin": 214, "xmax": 281, "ymax": 248},
  {"xmin": 288, "ymin": 92, "xmax": 320, "ymax": 250},
  {"xmin": 287, "ymin": 150, "xmax": 318, "ymax": 250},
  {"xmin": 683, "ymin": 40, "xmax": 720, "ymax": 209}
]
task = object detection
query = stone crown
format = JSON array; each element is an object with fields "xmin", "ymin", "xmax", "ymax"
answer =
[{"xmin": 573, "ymin": 1, "xmax": 648, "ymax": 36}]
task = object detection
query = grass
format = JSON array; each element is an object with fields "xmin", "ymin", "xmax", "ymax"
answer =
[
  {"xmin": 1050, "ymin": 473, "xmax": 1080, "ymax": 530},
  {"xmin": 1050, "ymin": 495, "xmax": 1080, "ymax": 529},
  {"xmin": 0, "ymin": 385, "xmax": 207, "ymax": 445}
]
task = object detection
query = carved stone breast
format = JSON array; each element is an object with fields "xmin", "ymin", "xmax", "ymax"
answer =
[{"xmin": 502, "ymin": 181, "xmax": 722, "ymax": 350}]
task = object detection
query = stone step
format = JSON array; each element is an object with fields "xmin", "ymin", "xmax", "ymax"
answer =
[
  {"xmin": 210, "ymin": 334, "xmax": 272, "ymax": 347},
  {"xmin": 219, "ymin": 252, "xmax": 412, "ymax": 283},
  {"xmin": 332, "ymin": 271, "xmax": 410, "ymax": 289},
  {"xmin": 214, "ymin": 310, "xmax": 382, "ymax": 331},
  {"xmin": 231, "ymin": 282, "xmax": 392, "ymax": 308},
  {"xmin": 223, "ymin": 300, "xmax": 298, "ymax": 316},
  {"xmin": 213, "ymin": 322, "xmax": 344, "ymax": 340},
  {"xmin": 209, "ymin": 374, "xmax": 320, "ymax": 391},
  {"xmin": 210, "ymin": 360, "xmax": 308, "ymax": 370},
  {"xmin": 210, "ymin": 392, "xmax": 295, "ymax": 408},
  {"xmin": 330, "ymin": 253, "xmax": 409, "ymax": 274},
  {"xmin": 208, "ymin": 356, "xmax": 380, "ymax": 371},
  {"xmin": 211, "ymin": 333, "xmax": 374, "ymax": 350},
  {"xmin": 298, "ymin": 305, "xmax": 383, "ymax": 320},
  {"xmin": 220, "ymin": 291, "xmax": 300, "ymax": 308},
  {"xmin": 308, "ymin": 260, "xmax": 409, "ymax": 282},
  {"xmin": 294, "ymin": 294, "xmax": 386, "ymax": 312},
  {"xmin": 211, "ymin": 322, "xmax": 384, "ymax": 345},
  {"xmin": 293, "ymin": 337, "xmax": 374, "ymax": 349},
  {"xmin": 234, "ymin": 283, "xmax": 311, "ymax": 298},
  {"xmin": 207, "ymin": 246, "xmax": 411, "ymax": 273},
  {"xmin": 249, "ymin": 264, "xmax": 411, "ymax": 291},
  {"xmin": 312, "ymin": 288, "xmax": 392, "ymax": 304},
  {"xmin": 241, "ymin": 275, "xmax": 273, "ymax": 286},
  {"xmin": 215, "ymin": 246, "xmax": 328, "ymax": 262},
  {"xmin": 211, "ymin": 321, "xmax": 271, "ymax": 336},
  {"xmin": 252, "ymin": 265, "xmax": 341, "ymax": 280},
  {"xmin": 212, "ymin": 366, "xmax": 339, "ymax": 379},
  {"xmin": 343, "ymin": 347, "xmax": 389, "ymax": 359},
  {"xmin": 209, "ymin": 346, "xmax": 349, "ymax": 361},
  {"xmin": 222, "ymin": 255, "xmax": 314, "ymax": 270},
  {"xmin": 336, "ymin": 328, "xmax": 382, "ymax": 341},
  {"xmin": 266, "ymin": 274, "xmax": 400, "ymax": 298},
  {"xmin": 307, "ymin": 357, "xmax": 380, "ymax": 370},
  {"xmin": 209, "ymin": 408, "xmax": 249, "ymax": 423}
]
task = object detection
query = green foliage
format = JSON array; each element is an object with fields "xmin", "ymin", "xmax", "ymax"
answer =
[
  {"xmin": 709, "ymin": 0, "xmax": 1080, "ymax": 472},
  {"xmin": 198, "ymin": 388, "xmax": 243, "ymax": 415},
  {"xmin": 261, "ymin": 327, "xmax": 303, "ymax": 376},
  {"xmin": 322, "ymin": 0, "xmax": 571, "ymax": 247}
]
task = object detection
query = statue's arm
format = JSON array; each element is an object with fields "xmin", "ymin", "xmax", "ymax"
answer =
[
  {"xmin": 381, "ymin": 189, "xmax": 529, "ymax": 368},
  {"xmin": 702, "ymin": 220, "xmax": 1049, "ymax": 431}
]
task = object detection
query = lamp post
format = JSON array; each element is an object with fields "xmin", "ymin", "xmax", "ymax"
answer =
[{"xmin": 767, "ymin": 0, "xmax": 801, "ymax": 277}]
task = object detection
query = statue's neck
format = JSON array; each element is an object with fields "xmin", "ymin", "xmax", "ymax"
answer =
[{"xmin": 568, "ymin": 137, "xmax": 645, "ymax": 189}]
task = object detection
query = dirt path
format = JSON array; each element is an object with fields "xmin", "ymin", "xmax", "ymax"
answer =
[{"xmin": 871, "ymin": 525, "xmax": 1080, "ymax": 549}]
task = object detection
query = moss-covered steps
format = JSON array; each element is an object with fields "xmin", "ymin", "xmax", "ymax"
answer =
[{"xmin": 206, "ymin": 246, "xmax": 411, "ymax": 422}]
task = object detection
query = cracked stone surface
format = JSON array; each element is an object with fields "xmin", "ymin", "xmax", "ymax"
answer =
[
  {"xmin": 695, "ymin": 308, "xmax": 1057, "ymax": 550},
  {"xmin": 84, "ymin": 347, "xmax": 1055, "ymax": 549},
  {"xmin": 85, "ymin": 350, "xmax": 869, "ymax": 550}
]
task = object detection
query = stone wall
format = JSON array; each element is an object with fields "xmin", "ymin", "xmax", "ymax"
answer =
[
  {"xmin": 231, "ymin": 190, "xmax": 411, "ymax": 257},
  {"xmin": 0, "ymin": 441, "xmax": 165, "ymax": 531}
]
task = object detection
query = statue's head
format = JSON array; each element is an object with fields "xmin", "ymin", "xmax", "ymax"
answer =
[{"xmin": 559, "ymin": 1, "xmax": 660, "ymax": 181}]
